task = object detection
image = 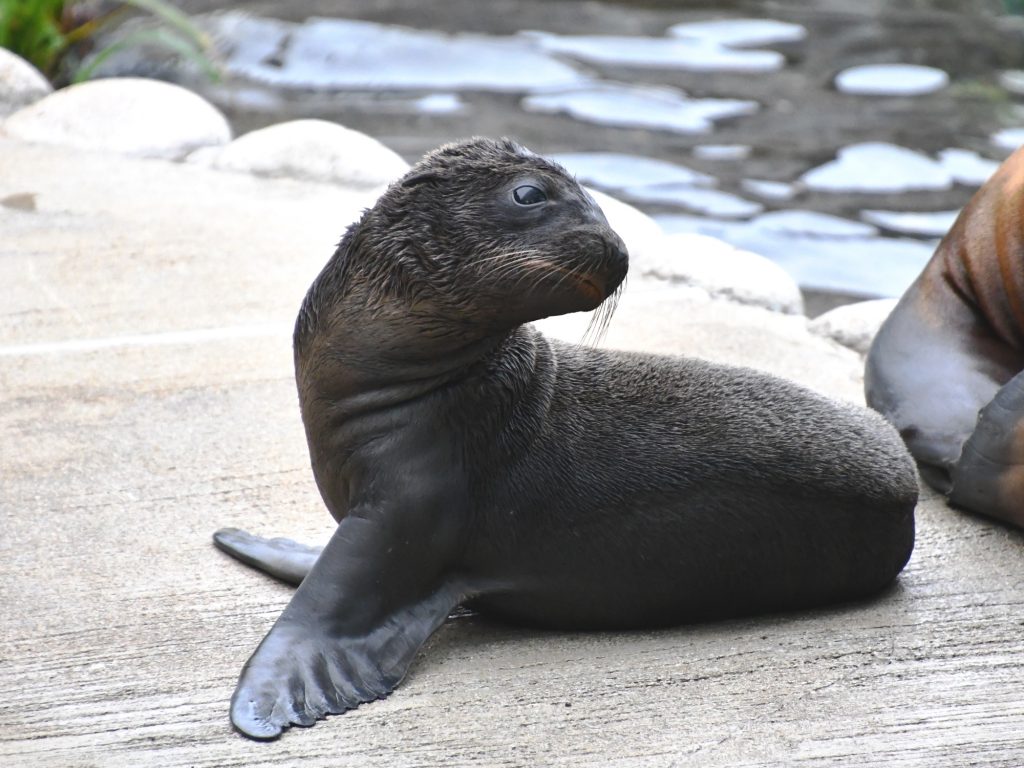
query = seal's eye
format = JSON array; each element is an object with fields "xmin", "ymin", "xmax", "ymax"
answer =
[{"xmin": 513, "ymin": 185, "xmax": 547, "ymax": 206}]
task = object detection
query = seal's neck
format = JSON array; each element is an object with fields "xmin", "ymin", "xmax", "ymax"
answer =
[
  {"xmin": 292, "ymin": 206, "xmax": 549, "ymax": 427},
  {"xmin": 295, "ymin": 296, "xmax": 509, "ymax": 421}
]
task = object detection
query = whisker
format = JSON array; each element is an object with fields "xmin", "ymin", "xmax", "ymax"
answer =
[
  {"xmin": 474, "ymin": 248, "xmax": 545, "ymax": 266},
  {"xmin": 580, "ymin": 279, "xmax": 624, "ymax": 348}
]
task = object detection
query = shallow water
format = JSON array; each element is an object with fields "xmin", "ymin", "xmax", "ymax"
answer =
[{"xmin": 158, "ymin": 0, "xmax": 1024, "ymax": 308}]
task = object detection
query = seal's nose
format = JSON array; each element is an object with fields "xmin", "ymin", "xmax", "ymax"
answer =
[
  {"xmin": 607, "ymin": 230, "xmax": 628, "ymax": 262},
  {"xmin": 604, "ymin": 231, "xmax": 629, "ymax": 288},
  {"xmin": 583, "ymin": 197, "xmax": 628, "ymax": 262}
]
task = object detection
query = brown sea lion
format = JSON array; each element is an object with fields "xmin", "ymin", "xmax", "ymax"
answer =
[
  {"xmin": 866, "ymin": 144, "xmax": 1024, "ymax": 526},
  {"xmin": 215, "ymin": 137, "xmax": 917, "ymax": 740}
]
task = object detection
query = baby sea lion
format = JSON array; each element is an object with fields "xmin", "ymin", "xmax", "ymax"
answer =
[
  {"xmin": 215, "ymin": 137, "xmax": 917, "ymax": 740},
  {"xmin": 866, "ymin": 145, "xmax": 1024, "ymax": 527}
]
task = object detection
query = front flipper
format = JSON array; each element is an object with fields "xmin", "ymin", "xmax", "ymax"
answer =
[
  {"xmin": 949, "ymin": 370, "xmax": 1024, "ymax": 527},
  {"xmin": 229, "ymin": 511, "xmax": 465, "ymax": 740},
  {"xmin": 232, "ymin": 581, "xmax": 462, "ymax": 739}
]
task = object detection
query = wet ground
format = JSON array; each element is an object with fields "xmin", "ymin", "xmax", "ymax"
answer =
[{"xmin": 146, "ymin": 0, "xmax": 1024, "ymax": 310}]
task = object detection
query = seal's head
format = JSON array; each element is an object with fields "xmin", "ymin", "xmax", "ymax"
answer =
[{"xmin": 304, "ymin": 137, "xmax": 628, "ymax": 340}]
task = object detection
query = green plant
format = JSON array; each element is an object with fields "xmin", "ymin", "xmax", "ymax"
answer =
[
  {"xmin": 0, "ymin": 0, "xmax": 66, "ymax": 76},
  {"xmin": 0, "ymin": 0, "xmax": 217, "ymax": 84}
]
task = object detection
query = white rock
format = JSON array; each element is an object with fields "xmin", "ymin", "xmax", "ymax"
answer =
[
  {"xmin": 752, "ymin": 210, "xmax": 877, "ymax": 237},
  {"xmin": 937, "ymin": 148, "xmax": 999, "ymax": 185},
  {"xmin": 992, "ymin": 128, "xmax": 1024, "ymax": 152},
  {"xmin": 3, "ymin": 78, "xmax": 230, "ymax": 160},
  {"xmin": 667, "ymin": 19, "xmax": 807, "ymax": 48},
  {"xmin": 801, "ymin": 142, "xmax": 953, "ymax": 193},
  {"xmin": 638, "ymin": 232, "xmax": 804, "ymax": 314},
  {"xmin": 527, "ymin": 32, "xmax": 784, "ymax": 73},
  {"xmin": 413, "ymin": 94, "xmax": 464, "ymax": 115},
  {"xmin": 624, "ymin": 184, "xmax": 763, "ymax": 218},
  {"xmin": 215, "ymin": 14, "xmax": 585, "ymax": 91},
  {"xmin": 194, "ymin": 119, "xmax": 409, "ymax": 189},
  {"xmin": 834, "ymin": 64, "xmax": 949, "ymax": 96},
  {"xmin": 741, "ymin": 178, "xmax": 797, "ymax": 200},
  {"xmin": 860, "ymin": 209, "xmax": 959, "ymax": 237},
  {"xmin": 656, "ymin": 213, "xmax": 935, "ymax": 297},
  {"xmin": 184, "ymin": 145, "xmax": 222, "ymax": 167},
  {"xmin": 536, "ymin": 280, "xmax": 864, "ymax": 403},
  {"xmin": 692, "ymin": 144, "xmax": 751, "ymax": 160},
  {"xmin": 551, "ymin": 152, "xmax": 714, "ymax": 189},
  {"xmin": 998, "ymin": 69, "xmax": 1024, "ymax": 96},
  {"xmin": 0, "ymin": 49, "xmax": 52, "ymax": 117},
  {"xmin": 587, "ymin": 188, "xmax": 665, "ymax": 268},
  {"xmin": 523, "ymin": 83, "xmax": 758, "ymax": 134},
  {"xmin": 809, "ymin": 298, "xmax": 899, "ymax": 354}
]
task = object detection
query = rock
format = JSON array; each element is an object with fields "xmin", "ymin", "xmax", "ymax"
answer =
[
  {"xmin": 0, "ymin": 49, "xmax": 52, "ymax": 117},
  {"xmin": 937, "ymin": 148, "xmax": 998, "ymax": 185},
  {"xmin": 801, "ymin": 142, "xmax": 953, "ymax": 193},
  {"xmin": 0, "ymin": 136, "xmax": 377, "ymax": 345},
  {"xmin": 190, "ymin": 119, "xmax": 409, "ymax": 189},
  {"xmin": 809, "ymin": 298, "xmax": 899, "ymax": 354},
  {"xmin": 992, "ymin": 127, "xmax": 1024, "ymax": 153},
  {"xmin": 834, "ymin": 64, "xmax": 948, "ymax": 97},
  {"xmin": 3, "ymin": 77, "xmax": 230, "ymax": 160},
  {"xmin": 634, "ymin": 232, "xmax": 804, "ymax": 315},
  {"xmin": 184, "ymin": 144, "xmax": 222, "ymax": 167},
  {"xmin": 624, "ymin": 184, "xmax": 763, "ymax": 218},
  {"xmin": 537, "ymin": 279, "xmax": 860, "ymax": 401},
  {"xmin": 550, "ymin": 151, "xmax": 714, "ymax": 189}
]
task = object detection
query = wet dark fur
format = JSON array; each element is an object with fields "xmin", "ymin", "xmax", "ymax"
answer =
[{"xmin": 216, "ymin": 137, "xmax": 918, "ymax": 740}]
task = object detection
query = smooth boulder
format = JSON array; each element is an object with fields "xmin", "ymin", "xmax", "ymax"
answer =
[
  {"xmin": 636, "ymin": 232, "xmax": 804, "ymax": 315},
  {"xmin": 190, "ymin": 119, "xmax": 410, "ymax": 188},
  {"xmin": 0, "ymin": 49, "xmax": 52, "ymax": 117},
  {"xmin": 3, "ymin": 77, "xmax": 231, "ymax": 160},
  {"xmin": 809, "ymin": 298, "xmax": 898, "ymax": 354},
  {"xmin": 588, "ymin": 188, "xmax": 666, "ymax": 271}
]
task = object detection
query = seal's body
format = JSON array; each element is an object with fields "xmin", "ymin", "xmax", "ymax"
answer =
[
  {"xmin": 866, "ymin": 145, "xmax": 1024, "ymax": 526},
  {"xmin": 216, "ymin": 138, "xmax": 917, "ymax": 740}
]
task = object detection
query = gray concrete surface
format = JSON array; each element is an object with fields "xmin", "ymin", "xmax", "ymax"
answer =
[{"xmin": 2, "ymin": 140, "xmax": 1023, "ymax": 767}]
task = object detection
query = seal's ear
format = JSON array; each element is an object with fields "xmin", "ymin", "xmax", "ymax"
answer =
[{"xmin": 401, "ymin": 171, "xmax": 442, "ymax": 188}]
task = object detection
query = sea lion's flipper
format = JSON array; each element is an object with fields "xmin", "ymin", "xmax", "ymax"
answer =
[
  {"xmin": 213, "ymin": 527, "xmax": 322, "ymax": 586},
  {"xmin": 949, "ymin": 370, "xmax": 1024, "ymax": 527},
  {"xmin": 229, "ymin": 512, "xmax": 465, "ymax": 740}
]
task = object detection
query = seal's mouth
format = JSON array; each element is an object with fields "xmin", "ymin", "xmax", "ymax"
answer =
[
  {"xmin": 549, "ymin": 265, "xmax": 608, "ymax": 303},
  {"xmin": 517, "ymin": 259, "xmax": 609, "ymax": 302},
  {"xmin": 574, "ymin": 274, "xmax": 606, "ymax": 304}
]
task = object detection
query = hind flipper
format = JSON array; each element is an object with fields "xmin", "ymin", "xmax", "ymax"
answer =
[
  {"xmin": 949, "ymin": 370, "xmax": 1024, "ymax": 527},
  {"xmin": 213, "ymin": 528, "xmax": 322, "ymax": 586}
]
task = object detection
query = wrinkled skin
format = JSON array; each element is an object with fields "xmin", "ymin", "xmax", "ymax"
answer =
[
  {"xmin": 866, "ymin": 145, "xmax": 1024, "ymax": 527},
  {"xmin": 216, "ymin": 137, "xmax": 918, "ymax": 740}
]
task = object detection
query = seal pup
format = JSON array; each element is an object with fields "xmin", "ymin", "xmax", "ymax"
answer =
[
  {"xmin": 866, "ymin": 145, "xmax": 1024, "ymax": 527},
  {"xmin": 215, "ymin": 137, "xmax": 917, "ymax": 740}
]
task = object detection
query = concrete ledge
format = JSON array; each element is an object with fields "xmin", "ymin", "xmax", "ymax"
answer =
[{"xmin": 2, "ymin": 140, "xmax": 1023, "ymax": 767}]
